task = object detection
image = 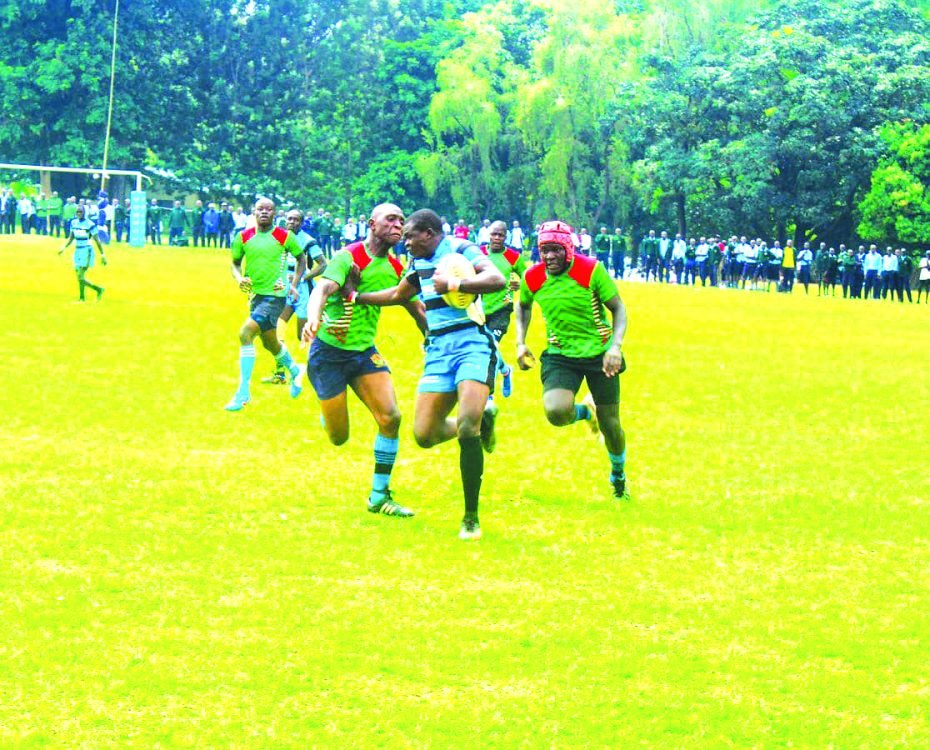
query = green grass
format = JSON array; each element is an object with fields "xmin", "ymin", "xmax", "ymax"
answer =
[{"xmin": 2, "ymin": 234, "xmax": 929, "ymax": 747}]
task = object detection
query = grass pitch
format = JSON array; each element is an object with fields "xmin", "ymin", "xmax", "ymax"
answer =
[{"xmin": 2, "ymin": 234, "xmax": 929, "ymax": 747}]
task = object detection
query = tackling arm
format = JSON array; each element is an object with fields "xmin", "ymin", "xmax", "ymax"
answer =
[{"xmin": 355, "ymin": 276, "xmax": 420, "ymax": 307}]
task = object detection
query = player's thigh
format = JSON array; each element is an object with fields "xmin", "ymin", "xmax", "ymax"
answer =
[
  {"xmin": 351, "ymin": 371, "xmax": 401, "ymax": 434},
  {"xmin": 540, "ymin": 352, "xmax": 584, "ymax": 418},
  {"xmin": 258, "ymin": 327, "xmax": 282, "ymax": 353}
]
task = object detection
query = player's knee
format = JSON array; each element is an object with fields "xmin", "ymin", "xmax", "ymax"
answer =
[
  {"xmin": 328, "ymin": 428, "xmax": 349, "ymax": 447},
  {"xmin": 376, "ymin": 409, "xmax": 401, "ymax": 436},
  {"xmin": 456, "ymin": 413, "xmax": 481, "ymax": 439},
  {"xmin": 544, "ymin": 407, "xmax": 574, "ymax": 427},
  {"xmin": 414, "ymin": 429, "xmax": 436, "ymax": 449}
]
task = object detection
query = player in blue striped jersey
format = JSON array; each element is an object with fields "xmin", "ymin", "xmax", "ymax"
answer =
[
  {"xmin": 351, "ymin": 209, "xmax": 506, "ymax": 540},
  {"xmin": 58, "ymin": 205, "xmax": 107, "ymax": 301}
]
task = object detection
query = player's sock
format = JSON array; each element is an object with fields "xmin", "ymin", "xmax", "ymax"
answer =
[
  {"xmin": 274, "ymin": 344, "xmax": 299, "ymax": 382},
  {"xmin": 237, "ymin": 344, "xmax": 256, "ymax": 397},
  {"xmin": 608, "ymin": 449, "xmax": 626, "ymax": 481},
  {"xmin": 498, "ymin": 358, "xmax": 513, "ymax": 398},
  {"xmin": 459, "ymin": 435, "xmax": 483, "ymax": 516},
  {"xmin": 572, "ymin": 404, "xmax": 592, "ymax": 423},
  {"xmin": 370, "ymin": 434, "xmax": 399, "ymax": 503}
]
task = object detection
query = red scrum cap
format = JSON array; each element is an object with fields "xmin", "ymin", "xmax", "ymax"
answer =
[{"xmin": 537, "ymin": 220, "xmax": 575, "ymax": 263}]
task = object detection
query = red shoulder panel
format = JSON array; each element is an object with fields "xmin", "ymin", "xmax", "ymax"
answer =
[
  {"xmin": 240, "ymin": 227, "xmax": 256, "ymax": 244},
  {"xmin": 271, "ymin": 226, "xmax": 289, "ymax": 246},
  {"xmin": 567, "ymin": 254, "xmax": 596, "ymax": 288},
  {"xmin": 524, "ymin": 263, "xmax": 548, "ymax": 294},
  {"xmin": 387, "ymin": 254, "xmax": 404, "ymax": 278},
  {"xmin": 480, "ymin": 243, "xmax": 489, "ymax": 255},
  {"xmin": 504, "ymin": 248, "xmax": 521, "ymax": 266},
  {"xmin": 348, "ymin": 241, "xmax": 371, "ymax": 271}
]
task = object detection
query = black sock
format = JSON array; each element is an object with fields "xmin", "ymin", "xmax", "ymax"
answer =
[{"xmin": 459, "ymin": 435, "xmax": 483, "ymax": 517}]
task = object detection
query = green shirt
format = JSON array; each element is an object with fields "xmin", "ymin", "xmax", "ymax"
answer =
[
  {"xmin": 594, "ymin": 233, "xmax": 611, "ymax": 254},
  {"xmin": 231, "ymin": 227, "xmax": 304, "ymax": 297},
  {"xmin": 62, "ymin": 202, "xmax": 78, "ymax": 222},
  {"xmin": 36, "ymin": 198, "xmax": 49, "ymax": 218},
  {"xmin": 169, "ymin": 207, "xmax": 186, "ymax": 230},
  {"xmin": 318, "ymin": 245, "xmax": 404, "ymax": 351},
  {"xmin": 483, "ymin": 247, "xmax": 527, "ymax": 315},
  {"xmin": 520, "ymin": 258, "xmax": 618, "ymax": 359},
  {"xmin": 47, "ymin": 196, "xmax": 63, "ymax": 216}
]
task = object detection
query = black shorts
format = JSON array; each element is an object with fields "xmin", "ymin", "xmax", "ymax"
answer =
[
  {"xmin": 249, "ymin": 294, "xmax": 286, "ymax": 332},
  {"xmin": 485, "ymin": 304, "xmax": 513, "ymax": 342},
  {"xmin": 307, "ymin": 338, "xmax": 390, "ymax": 400},
  {"xmin": 540, "ymin": 350, "xmax": 623, "ymax": 406}
]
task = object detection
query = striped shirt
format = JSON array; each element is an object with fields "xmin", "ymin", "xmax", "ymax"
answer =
[{"xmin": 405, "ymin": 236, "xmax": 484, "ymax": 334}]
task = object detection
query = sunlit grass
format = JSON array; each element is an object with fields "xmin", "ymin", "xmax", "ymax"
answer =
[{"xmin": 2, "ymin": 234, "xmax": 929, "ymax": 747}]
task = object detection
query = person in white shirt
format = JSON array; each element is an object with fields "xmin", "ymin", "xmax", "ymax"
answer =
[
  {"xmin": 863, "ymin": 244, "xmax": 884, "ymax": 299},
  {"xmin": 477, "ymin": 219, "xmax": 491, "ymax": 245},
  {"xmin": 233, "ymin": 207, "xmax": 248, "ymax": 233},
  {"xmin": 917, "ymin": 251, "xmax": 930, "ymax": 303},
  {"xmin": 508, "ymin": 220, "xmax": 525, "ymax": 251},
  {"xmin": 343, "ymin": 217, "xmax": 358, "ymax": 244},
  {"xmin": 18, "ymin": 196, "xmax": 35, "ymax": 234},
  {"xmin": 797, "ymin": 243, "xmax": 814, "ymax": 294},
  {"xmin": 881, "ymin": 247, "xmax": 899, "ymax": 300},
  {"xmin": 579, "ymin": 228, "xmax": 592, "ymax": 256}
]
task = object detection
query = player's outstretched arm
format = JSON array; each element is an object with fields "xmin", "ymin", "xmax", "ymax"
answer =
[
  {"xmin": 514, "ymin": 301, "xmax": 536, "ymax": 370},
  {"xmin": 303, "ymin": 278, "xmax": 340, "ymax": 344},
  {"xmin": 602, "ymin": 294, "xmax": 627, "ymax": 377},
  {"xmin": 355, "ymin": 277, "xmax": 419, "ymax": 307}
]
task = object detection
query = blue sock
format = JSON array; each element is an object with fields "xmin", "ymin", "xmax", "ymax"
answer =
[
  {"xmin": 237, "ymin": 345, "xmax": 256, "ymax": 396},
  {"xmin": 572, "ymin": 404, "xmax": 591, "ymax": 423},
  {"xmin": 274, "ymin": 345, "xmax": 296, "ymax": 374},
  {"xmin": 371, "ymin": 434, "xmax": 399, "ymax": 502},
  {"xmin": 609, "ymin": 449, "xmax": 626, "ymax": 480}
]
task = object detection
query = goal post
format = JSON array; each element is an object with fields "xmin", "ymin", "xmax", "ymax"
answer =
[{"xmin": 0, "ymin": 163, "xmax": 152, "ymax": 248}]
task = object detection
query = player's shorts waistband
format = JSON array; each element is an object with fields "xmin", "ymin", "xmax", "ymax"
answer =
[{"xmin": 427, "ymin": 320, "xmax": 479, "ymax": 338}]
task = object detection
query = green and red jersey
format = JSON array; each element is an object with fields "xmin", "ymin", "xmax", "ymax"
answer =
[
  {"xmin": 231, "ymin": 226, "xmax": 303, "ymax": 297},
  {"xmin": 318, "ymin": 241, "xmax": 404, "ymax": 351},
  {"xmin": 481, "ymin": 244, "xmax": 527, "ymax": 314},
  {"xmin": 519, "ymin": 255, "xmax": 617, "ymax": 359}
]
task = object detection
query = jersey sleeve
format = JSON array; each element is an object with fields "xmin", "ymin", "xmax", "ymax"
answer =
[
  {"xmin": 514, "ymin": 254, "xmax": 528, "ymax": 277},
  {"xmin": 285, "ymin": 232, "xmax": 304, "ymax": 258},
  {"xmin": 591, "ymin": 262, "xmax": 618, "ymax": 302},
  {"xmin": 321, "ymin": 250, "xmax": 352, "ymax": 287},
  {"xmin": 308, "ymin": 242, "xmax": 324, "ymax": 262},
  {"xmin": 231, "ymin": 232, "xmax": 245, "ymax": 262},
  {"xmin": 460, "ymin": 243, "xmax": 484, "ymax": 269}
]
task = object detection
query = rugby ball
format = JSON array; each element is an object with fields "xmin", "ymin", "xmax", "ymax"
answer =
[{"xmin": 437, "ymin": 252, "xmax": 477, "ymax": 308}]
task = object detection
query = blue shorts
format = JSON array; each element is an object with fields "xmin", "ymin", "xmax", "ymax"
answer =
[
  {"xmin": 286, "ymin": 282, "xmax": 310, "ymax": 319},
  {"xmin": 307, "ymin": 338, "xmax": 390, "ymax": 400},
  {"xmin": 73, "ymin": 246, "xmax": 94, "ymax": 269},
  {"xmin": 419, "ymin": 323, "xmax": 496, "ymax": 394},
  {"xmin": 250, "ymin": 294, "xmax": 286, "ymax": 332}
]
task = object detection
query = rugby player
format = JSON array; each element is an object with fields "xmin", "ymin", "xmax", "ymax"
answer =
[
  {"xmin": 301, "ymin": 203, "xmax": 425, "ymax": 518},
  {"xmin": 514, "ymin": 220, "xmax": 631, "ymax": 500},
  {"xmin": 225, "ymin": 197, "xmax": 306, "ymax": 411}
]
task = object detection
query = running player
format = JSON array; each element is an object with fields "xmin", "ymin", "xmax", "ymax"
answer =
[
  {"xmin": 301, "ymin": 203, "xmax": 425, "ymax": 518},
  {"xmin": 514, "ymin": 220, "xmax": 631, "ymax": 500},
  {"xmin": 58, "ymin": 204, "xmax": 107, "ymax": 301},
  {"xmin": 263, "ymin": 208, "xmax": 327, "ymax": 385},
  {"xmin": 225, "ymin": 197, "xmax": 306, "ymax": 411},
  {"xmin": 348, "ymin": 209, "xmax": 506, "ymax": 540},
  {"xmin": 480, "ymin": 220, "xmax": 527, "ymax": 399}
]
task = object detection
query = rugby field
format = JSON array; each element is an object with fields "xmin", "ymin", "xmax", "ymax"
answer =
[{"xmin": 2, "ymin": 235, "xmax": 929, "ymax": 747}]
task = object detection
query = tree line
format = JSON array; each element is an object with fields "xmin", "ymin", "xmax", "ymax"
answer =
[{"xmin": 0, "ymin": 0, "xmax": 927, "ymax": 248}]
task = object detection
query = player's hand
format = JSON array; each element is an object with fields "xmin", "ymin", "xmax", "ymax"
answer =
[
  {"xmin": 603, "ymin": 345, "xmax": 623, "ymax": 377},
  {"xmin": 272, "ymin": 277, "xmax": 286, "ymax": 293},
  {"xmin": 509, "ymin": 277, "xmax": 521, "ymax": 291},
  {"xmin": 301, "ymin": 318, "xmax": 319, "ymax": 346},
  {"xmin": 239, "ymin": 276, "xmax": 253, "ymax": 293},
  {"xmin": 516, "ymin": 344, "xmax": 536, "ymax": 370},
  {"xmin": 431, "ymin": 270, "xmax": 450, "ymax": 294},
  {"xmin": 288, "ymin": 283, "xmax": 300, "ymax": 300}
]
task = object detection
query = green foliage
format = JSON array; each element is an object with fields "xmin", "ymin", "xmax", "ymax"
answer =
[{"xmin": 858, "ymin": 122, "xmax": 930, "ymax": 244}]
